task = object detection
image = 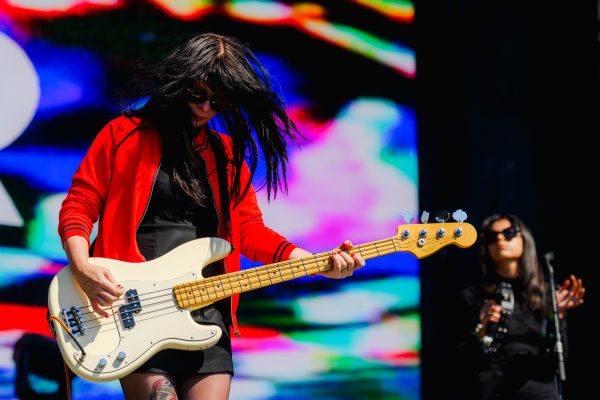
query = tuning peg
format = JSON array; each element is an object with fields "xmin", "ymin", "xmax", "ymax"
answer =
[
  {"xmin": 420, "ymin": 211, "xmax": 430, "ymax": 224},
  {"xmin": 452, "ymin": 209, "xmax": 468, "ymax": 222},
  {"xmin": 435, "ymin": 210, "xmax": 450, "ymax": 223},
  {"xmin": 401, "ymin": 211, "xmax": 414, "ymax": 224}
]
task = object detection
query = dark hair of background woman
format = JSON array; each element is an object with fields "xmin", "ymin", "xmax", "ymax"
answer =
[{"xmin": 480, "ymin": 213, "xmax": 547, "ymax": 314}]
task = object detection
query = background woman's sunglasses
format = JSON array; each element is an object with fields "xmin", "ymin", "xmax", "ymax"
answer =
[
  {"xmin": 185, "ymin": 89, "xmax": 229, "ymax": 112},
  {"xmin": 483, "ymin": 226, "xmax": 521, "ymax": 244}
]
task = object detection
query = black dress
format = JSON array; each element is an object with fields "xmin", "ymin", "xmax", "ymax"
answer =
[
  {"xmin": 457, "ymin": 277, "xmax": 566, "ymax": 400},
  {"xmin": 134, "ymin": 160, "xmax": 234, "ymax": 377}
]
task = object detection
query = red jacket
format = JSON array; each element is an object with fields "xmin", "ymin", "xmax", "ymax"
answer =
[{"xmin": 58, "ymin": 115, "xmax": 298, "ymax": 334}]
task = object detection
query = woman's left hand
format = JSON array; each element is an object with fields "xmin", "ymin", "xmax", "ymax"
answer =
[
  {"xmin": 321, "ymin": 240, "xmax": 366, "ymax": 279},
  {"xmin": 288, "ymin": 241, "xmax": 366, "ymax": 279},
  {"xmin": 556, "ymin": 274, "xmax": 585, "ymax": 317}
]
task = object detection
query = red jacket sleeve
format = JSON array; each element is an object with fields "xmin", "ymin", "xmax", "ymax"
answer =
[
  {"xmin": 236, "ymin": 162, "xmax": 298, "ymax": 264},
  {"xmin": 58, "ymin": 120, "xmax": 116, "ymax": 246}
]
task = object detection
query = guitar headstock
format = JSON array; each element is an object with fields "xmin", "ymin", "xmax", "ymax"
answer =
[{"xmin": 393, "ymin": 211, "xmax": 477, "ymax": 258}]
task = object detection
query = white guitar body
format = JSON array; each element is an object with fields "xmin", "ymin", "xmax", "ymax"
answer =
[
  {"xmin": 47, "ymin": 237, "xmax": 232, "ymax": 382},
  {"xmin": 48, "ymin": 220, "xmax": 478, "ymax": 383}
]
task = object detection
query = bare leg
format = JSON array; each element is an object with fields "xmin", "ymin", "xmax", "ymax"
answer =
[
  {"xmin": 179, "ymin": 373, "xmax": 232, "ymax": 400},
  {"xmin": 120, "ymin": 373, "xmax": 178, "ymax": 400}
]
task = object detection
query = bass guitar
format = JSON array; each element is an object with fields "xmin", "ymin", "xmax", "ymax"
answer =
[{"xmin": 48, "ymin": 220, "xmax": 476, "ymax": 382}]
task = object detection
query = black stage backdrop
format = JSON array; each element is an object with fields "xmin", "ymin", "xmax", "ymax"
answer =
[{"xmin": 417, "ymin": 1, "xmax": 599, "ymax": 399}]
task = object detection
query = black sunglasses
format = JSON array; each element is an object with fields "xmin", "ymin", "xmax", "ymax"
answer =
[
  {"xmin": 483, "ymin": 226, "xmax": 521, "ymax": 244},
  {"xmin": 185, "ymin": 89, "xmax": 229, "ymax": 112}
]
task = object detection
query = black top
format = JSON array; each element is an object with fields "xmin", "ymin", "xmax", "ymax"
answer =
[
  {"xmin": 136, "ymin": 162, "xmax": 218, "ymax": 260},
  {"xmin": 456, "ymin": 276, "xmax": 567, "ymax": 399},
  {"xmin": 134, "ymin": 160, "xmax": 233, "ymax": 377},
  {"xmin": 461, "ymin": 277, "xmax": 561, "ymax": 355}
]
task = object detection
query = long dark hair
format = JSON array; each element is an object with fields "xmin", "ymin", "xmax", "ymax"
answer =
[
  {"xmin": 480, "ymin": 213, "xmax": 547, "ymax": 314},
  {"xmin": 123, "ymin": 32, "xmax": 299, "ymax": 206}
]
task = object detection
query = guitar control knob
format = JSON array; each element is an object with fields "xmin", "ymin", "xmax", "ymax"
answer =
[
  {"xmin": 98, "ymin": 358, "xmax": 107, "ymax": 368},
  {"xmin": 117, "ymin": 351, "xmax": 126, "ymax": 361},
  {"xmin": 436, "ymin": 228, "xmax": 446, "ymax": 238},
  {"xmin": 454, "ymin": 228, "xmax": 463, "ymax": 237}
]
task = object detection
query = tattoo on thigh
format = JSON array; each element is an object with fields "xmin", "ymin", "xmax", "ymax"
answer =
[{"xmin": 150, "ymin": 376, "xmax": 177, "ymax": 400}]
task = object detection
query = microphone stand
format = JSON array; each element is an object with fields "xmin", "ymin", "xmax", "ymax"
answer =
[{"xmin": 544, "ymin": 252, "xmax": 565, "ymax": 400}]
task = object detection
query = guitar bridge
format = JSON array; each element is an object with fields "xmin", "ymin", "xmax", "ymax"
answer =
[{"xmin": 62, "ymin": 306, "xmax": 86, "ymax": 337}]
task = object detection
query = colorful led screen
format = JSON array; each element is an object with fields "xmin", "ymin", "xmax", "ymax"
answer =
[{"xmin": 0, "ymin": 1, "xmax": 417, "ymax": 399}]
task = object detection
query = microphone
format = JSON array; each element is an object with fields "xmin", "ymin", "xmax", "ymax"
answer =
[
  {"xmin": 544, "ymin": 250, "xmax": 566, "ymax": 389},
  {"xmin": 544, "ymin": 252, "xmax": 555, "ymax": 274}
]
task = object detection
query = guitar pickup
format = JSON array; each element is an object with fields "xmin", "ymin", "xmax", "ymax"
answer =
[{"xmin": 119, "ymin": 289, "xmax": 142, "ymax": 329}]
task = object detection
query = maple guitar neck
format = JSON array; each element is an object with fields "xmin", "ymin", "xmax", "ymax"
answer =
[{"xmin": 174, "ymin": 222, "xmax": 475, "ymax": 309}]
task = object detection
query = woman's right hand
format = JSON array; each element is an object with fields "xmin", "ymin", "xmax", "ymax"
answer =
[
  {"xmin": 71, "ymin": 262, "xmax": 125, "ymax": 318},
  {"xmin": 63, "ymin": 236, "xmax": 125, "ymax": 317},
  {"xmin": 478, "ymin": 300, "xmax": 503, "ymax": 335},
  {"xmin": 556, "ymin": 274, "xmax": 585, "ymax": 317}
]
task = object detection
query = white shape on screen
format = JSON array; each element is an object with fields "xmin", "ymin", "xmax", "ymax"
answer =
[{"xmin": 0, "ymin": 32, "xmax": 38, "ymax": 226}]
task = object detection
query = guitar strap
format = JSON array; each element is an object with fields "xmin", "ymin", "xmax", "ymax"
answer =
[
  {"xmin": 47, "ymin": 312, "xmax": 76, "ymax": 400},
  {"xmin": 482, "ymin": 282, "xmax": 514, "ymax": 354}
]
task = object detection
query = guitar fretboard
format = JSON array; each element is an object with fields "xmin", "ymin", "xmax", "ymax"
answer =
[{"xmin": 173, "ymin": 238, "xmax": 398, "ymax": 309}]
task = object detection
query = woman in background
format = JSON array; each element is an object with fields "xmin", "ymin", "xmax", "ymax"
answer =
[{"xmin": 458, "ymin": 213, "xmax": 585, "ymax": 400}]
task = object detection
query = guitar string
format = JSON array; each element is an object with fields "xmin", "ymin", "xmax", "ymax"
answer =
[
  {"xmin": 74, "ymin": 237, "xmax": 398, "ymax": 316},
  {"xmin": 66, "ymin": 236, "xmax": 456, "ymax": 333},
  {"xmin": 74, "ymin": 242, "xmax": 391, "ymax": 325},
  {"xmin": 97, "ymin": 237, "xmax": 402, "ymax": 313},
  {"xmin": 67, "ymin": 237, "xmax": 447, "ymax": 332},
  {"xmin": 67, "ymin": 241, "xmax": 403, "ymax": 331}
]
